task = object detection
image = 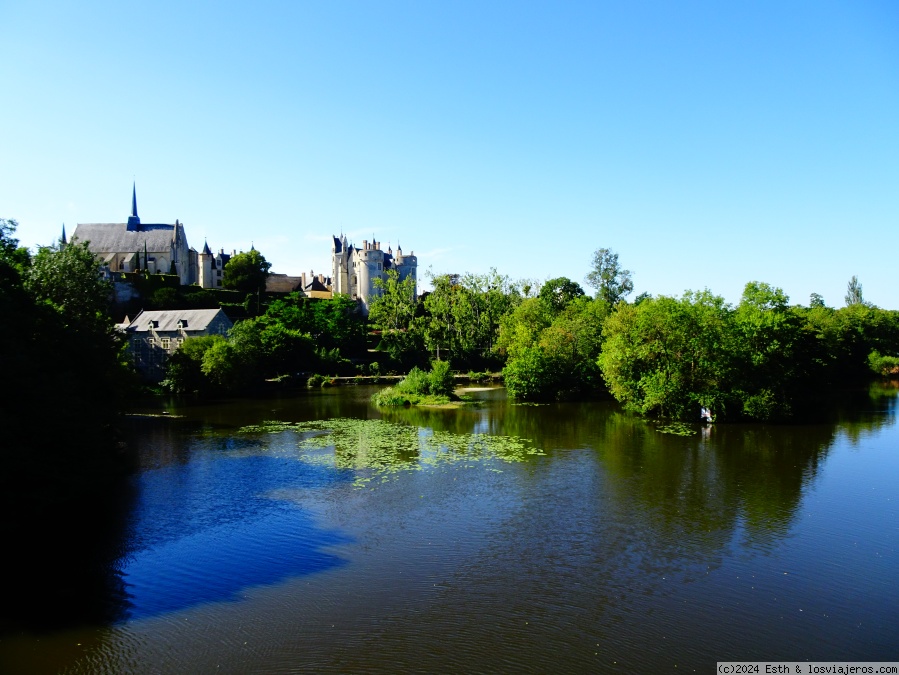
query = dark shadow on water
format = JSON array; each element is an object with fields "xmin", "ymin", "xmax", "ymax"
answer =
[{"xmin": 1, "ymin": 418, "xmax": 354, "ymax": 633}]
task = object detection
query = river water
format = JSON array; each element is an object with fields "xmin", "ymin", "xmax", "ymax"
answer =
[{"xmin": 2, "ymin": 385, "xmax": 898, "ymax": 673}]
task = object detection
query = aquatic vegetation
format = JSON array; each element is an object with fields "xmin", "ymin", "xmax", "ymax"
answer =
[
  {"xmin": 240, "ymin": 418, "xmax": 544, "ymax": 487},
  {"xmin": 654, "ymin": 422, "xmax": 697, "ymax": 436}
]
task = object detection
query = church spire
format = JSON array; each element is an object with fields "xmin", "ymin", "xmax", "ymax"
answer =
[
  {"xmin": 60, "ymin": 223, "xmax": 67, "ymax": 247},
  {"xmin": 127, "ymin": 182, "xmax": 141, "ymax": 229}
]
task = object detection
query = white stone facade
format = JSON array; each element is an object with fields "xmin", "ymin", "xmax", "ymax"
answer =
[{"xmin": 331, "ymin": 235, "xmax": 417, "ymax": 314}]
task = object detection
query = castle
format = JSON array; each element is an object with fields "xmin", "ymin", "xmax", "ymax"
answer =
[
  {"xmin": 331, "ymin": 234, "xmax": 417, "ymax": 314},
  {"xmin": 71, "ymin": 185, "xmax": 418, "ymax": 310}
]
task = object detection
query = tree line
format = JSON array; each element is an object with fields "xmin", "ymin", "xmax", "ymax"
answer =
[
  {"xmin": 159, "ymin": 242, "xmax": 899, "ymax": 422},
  {"xmin": 0, "ymin": 220, "xmax": 131, "ymax": 514}
]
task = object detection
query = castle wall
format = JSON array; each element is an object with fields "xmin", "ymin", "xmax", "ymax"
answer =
[{"xmin": 331, "ymin": 236, "xmax": 417, "ymax": 316}]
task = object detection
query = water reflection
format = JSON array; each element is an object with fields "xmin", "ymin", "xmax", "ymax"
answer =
[{"xmin": 2, "ymin": 384, "xmax": 897, "ymax": 673}]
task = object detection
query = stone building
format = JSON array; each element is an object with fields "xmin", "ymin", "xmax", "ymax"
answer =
[
  {"xmin": 72, "ymin": 184, "xmax": 196, "ymax": 285},
  {"xmin": 331, "ymin": 235, "xmax": 417, "ymax": 314},
  {"xmin": 197, "ymin": 241, "xmax": 231, "ymax": 289},
  {"xmin": 124, "ymin": 308, "xmax": 233, "ymax": 380}
]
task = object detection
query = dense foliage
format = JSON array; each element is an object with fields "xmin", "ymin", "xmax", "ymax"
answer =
[
  {"xmin": 223, "ymin": 248, "xmax": 272, "ymax": 295},
  {"xmin": 0, "ymin": 220, "xmax": 130, "ymax": 514},
  {"xmin": 371, "ymin": 360, "xmax": 457, "ymax": 406},
  {"xmin": 498, "ymin": 286, "xmax": 609, "ymax": 401},
  {"xmin": 162, "ymin": 292, "xmax": 366, "ymax": 394},
  {"xmin": 104, "ymin": 238, "xmax": 896, "ymax": 420},
  {"xmin": 599, "ymin": 283, "xmax": 899, "ymax": 421}
]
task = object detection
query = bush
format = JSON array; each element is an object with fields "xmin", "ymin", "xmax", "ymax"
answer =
[
  {"xmin": 502, "ymin": 346, "xmax": 557, "ymax": 400},
  {"xmin": 371, "ymin": 388, "xmax": 413, "ymax": 406},
  {"xmin": 371, "ymin": 362, "xmax": 456, "ymax": 406},
  {"xmin": 868, "ymin": 350, "xmax": 899, "ymax": 377},
  {"xmin": 397, "ymin": 366, "xmax": 431, "ymax": 396},
  {"xmin": 307, "ymin": 373, "xmax": 326, "ymax": 388},
  {"xmin": 428, "ymin": 360, "xmax": 455, "ymax": 396}
]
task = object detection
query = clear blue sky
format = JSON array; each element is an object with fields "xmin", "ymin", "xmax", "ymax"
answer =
[{"xmin": 2, "ymin": 0, "xmax": 897, "ymax": 307}]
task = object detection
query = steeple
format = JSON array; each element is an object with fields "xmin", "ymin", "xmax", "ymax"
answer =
[
  {"xmin": 127, "ymin": 182, "xmax": 141, "ymax": 229},
  {"xmin": 59, "ymin": 223, "xmax": 67, "ymax": 247}
]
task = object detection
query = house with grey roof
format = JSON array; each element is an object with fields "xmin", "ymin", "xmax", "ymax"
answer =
[
  {"xmin": 72, "ymin": 184, "xmax": 196, "ymax": 285},
  {"xmin": 124, "ymin": 308, "xmax": 233, "ymax": 380}
]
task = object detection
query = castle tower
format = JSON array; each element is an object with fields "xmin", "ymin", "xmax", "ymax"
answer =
[
  {"xmin": 198, "ymin": 240, "xmax": 214, "ymax": 288},
  {"xmin": 330, "ymin": 233, "xmax": 417, "ymax": 315}
]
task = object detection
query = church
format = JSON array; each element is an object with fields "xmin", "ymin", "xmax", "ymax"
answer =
[
  {"xmin": 331, "ymin": 234, "xmax": 417, "ymax": 314},
  {"xmin": 72, "ymin": 184, "xmax": 197, "ymax": 285}
]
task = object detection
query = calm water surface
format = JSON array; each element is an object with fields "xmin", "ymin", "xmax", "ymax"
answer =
[{"xmin": 2, "ymin": 385, "xmax": 898, "ymax": 673}]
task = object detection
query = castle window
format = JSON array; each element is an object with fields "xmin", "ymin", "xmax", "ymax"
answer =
[{"xmin": 161, "ymin": 338, "xmax": 171, "ymax": 350}]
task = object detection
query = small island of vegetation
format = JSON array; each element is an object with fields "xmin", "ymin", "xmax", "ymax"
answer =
[{"xmin": 370, "ymin": 360, "xmax": 464, "ymax": 407}]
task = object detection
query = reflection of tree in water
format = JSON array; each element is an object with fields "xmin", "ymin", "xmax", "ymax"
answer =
[
  {"xmin": 710, "ymin": 424, "xmax": 835, "ymax": 548},
  {"xmin": 2, "ymin": 474, "xmax": 138, "ymax": 633},
  {"xmin": 378, "ymin": 404, "xmax": 491, "ymax": 438},
  {"xmin": 480, "ymin": 396, "xmax": 841, "ymax": 555},
  {"xmin": 830, "ymin": 382, "xmax": 898, "ymax": 445}
]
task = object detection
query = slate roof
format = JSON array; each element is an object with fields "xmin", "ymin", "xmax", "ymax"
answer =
[
  {"xmin": 72, "ymin": 222, "xmax": 179, "ymax": 253},
  {"xmin": 125, "ymin": 309, "xmax": 231, "ymax": 334},
  {"xmin": 266, "ymin": 274, "xmax": 303, "ymax": 293},
  {"xmin": 304, "ymin": 277, "xmax": 330, "ymax": 292}
]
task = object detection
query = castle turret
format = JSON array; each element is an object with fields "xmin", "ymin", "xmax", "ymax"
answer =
[{"xmin": 198, "ymin": 240, "xmax": 214, "ymax": 288}]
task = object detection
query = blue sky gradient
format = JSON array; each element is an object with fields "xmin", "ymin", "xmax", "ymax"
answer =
[{"xmin": 2, "ymin": 1, "xmax": 897, "ymax": 306}]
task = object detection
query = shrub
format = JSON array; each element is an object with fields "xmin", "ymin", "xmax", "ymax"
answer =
[
  {"xmin": 868, "ymin": 350, "xmax": 899, "ymax": 377},
  {"xmin": 502, "ymin": 346, "xmax": 557, "ymax": 400},
  {"xmin": 371, "ymin": 388, "xmax": 412, "ymax": 407},
  {"xmin": 397, "ymin": 366, "xmax": 431, "ymax": 396},
  {"xmin": 428, "ymin": 360, "xmax": 455, "ymax": 396}
]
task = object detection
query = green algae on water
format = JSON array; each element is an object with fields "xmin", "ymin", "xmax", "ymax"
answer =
[
  {"xmin": 240, "ymin": 418, "xmax": 544, "ymax": 487},
  {"xmin": 654, "ymin": 422, "xmax": 697, "ymax": 436}
]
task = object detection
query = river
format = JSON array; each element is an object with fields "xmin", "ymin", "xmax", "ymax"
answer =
[{"xmin": 1, "ymin": 384, "xmax": 897, "ymax": 673}]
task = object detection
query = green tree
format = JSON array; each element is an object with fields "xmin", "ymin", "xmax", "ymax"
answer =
[
  {"xmin": 501, "ymin": 295, "xmax": 608, "ymax": 400},
  {"xmin": 539, "ymin": 277, "xmax": 585, "ymax": 315},
  {"xmin": 223, "ymin": 248, "xmax": 272, "ymax": 295},
  {"xmin": 1, "ymin": 221, "xmax": 129, "ymax": 515},
  {"xmin": 163, "ymin": 335, "xmax": 224, "ymax": 395},
  {"xmin": 845, "ymin": 275, "xmax": 865, "ymax": 307},
  {"xmin": 732, "ymin": 282, "xmax": 803, "ymax": 419},
  {"xmin": 369, "ymin": 269, "xmax": 424, "ymax": 368},
  {"xmin": 27, "ymin": 240, "xmax": 113, "ymax": 329},
  {"xmin": 421, "ymin": 273, "xmax": 460, "ymax": 362},
  {"xmin": 370, "ymin": 269, "xmax": 418, "ymax": 332},
  {"xmin": 599, "ymin": 291, "xmax": 735, "ymax": 418},
  {"xmin": 585, "ymin": 248, "xmax": 634, "ymax": 304}
]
